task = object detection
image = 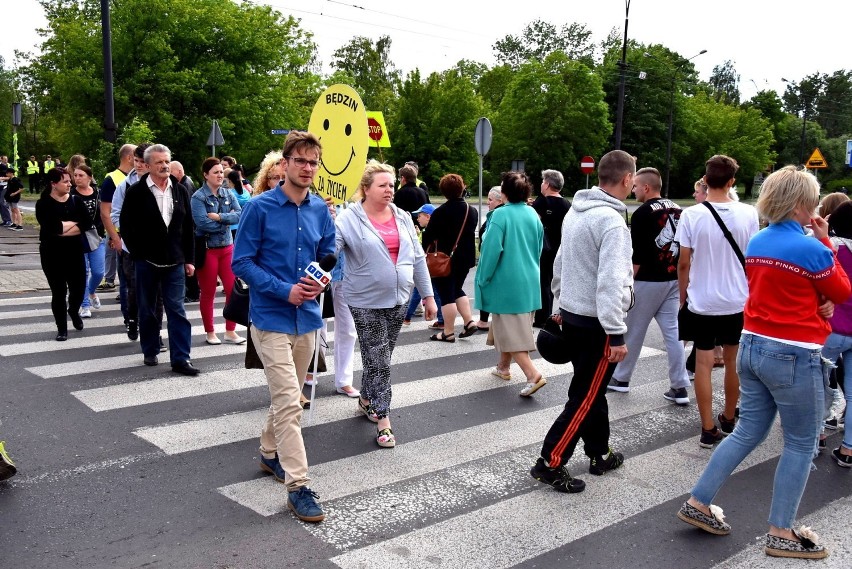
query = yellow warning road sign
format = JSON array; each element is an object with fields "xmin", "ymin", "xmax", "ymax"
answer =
[{"xmin": 806, "ymin": 147, "xmax": 828, "ymax": 169}]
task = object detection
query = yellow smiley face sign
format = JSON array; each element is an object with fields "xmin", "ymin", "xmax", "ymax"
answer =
[{"xmin": 308, "ymin": 84, "xmax": 368, "ymax": 204}]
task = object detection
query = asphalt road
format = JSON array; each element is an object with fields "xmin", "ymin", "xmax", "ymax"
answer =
[{"xmin": 0, "ymin": 278, "xmax": 850, "ymax": 568}]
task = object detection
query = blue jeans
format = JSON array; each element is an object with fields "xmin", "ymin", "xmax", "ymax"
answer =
[
  {"xmin": 405, "ymin": 287, "xmax": 443, "ymax": 323},
  {"xmin": 81, "ymin": 239, "xmax": 106, "ymax": 308},
  {"xmin": 821, "ymin": 332, "xmax": 852, "ymax": 451},
  {"xmin": 691, "ymin": 333, "xmax": 825, "ymax": 529},
  {"xmin": 135, "ymin": 261, "xmax": 191, "ymax": 364}
]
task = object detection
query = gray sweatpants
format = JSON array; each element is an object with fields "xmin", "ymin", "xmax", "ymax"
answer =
[{"xmin": 612, "ymin": 279, "xmax": 689, "ymax": 389}]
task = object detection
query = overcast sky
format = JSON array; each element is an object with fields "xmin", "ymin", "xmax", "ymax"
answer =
[{"xmin": 5, "ymin": 0, "xmax": 850, "ymax": 101}]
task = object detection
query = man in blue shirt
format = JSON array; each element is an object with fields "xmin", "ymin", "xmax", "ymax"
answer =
[{"xmin": 232, "ymin": 131, "xmax": 334, "ymax": 523}]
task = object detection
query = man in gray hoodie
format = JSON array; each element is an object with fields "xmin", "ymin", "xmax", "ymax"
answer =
[{"xmin": 530, "ymin": 150, "xmax": 635, "ymax": 493}]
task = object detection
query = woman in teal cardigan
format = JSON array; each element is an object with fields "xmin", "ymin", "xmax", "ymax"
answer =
[{"xmin": 475, "ymin": 172, "xmax": 545, "ymax": 397}]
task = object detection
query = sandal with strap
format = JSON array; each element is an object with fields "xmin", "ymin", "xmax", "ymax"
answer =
[
  {"xmin": 430, "ymin": 331, "xmax": 455, "ymax": 342},
  {"xmin": 376, "ymin": 427, "xmax": 396, "ymax": 448},
  {"xmin": 458, "ymin": 321, "xmax": 478, "ymax": 338},
  {"xmin": 358, "ymin": 398, "xmax": 379, "ymax": 422}
]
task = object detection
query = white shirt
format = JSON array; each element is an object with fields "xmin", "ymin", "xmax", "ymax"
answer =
[
  {"xmin": 147, "ymin": 175, "xmax": 174, "ymax": 227},
  {"xmin": 674, "ymin": 201, "xmax": 759, "ymax": 315}
]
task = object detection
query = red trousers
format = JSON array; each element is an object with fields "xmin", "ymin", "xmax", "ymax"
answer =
[{"xmin": 197, "ymin": 244, "xmax": 236, "ymax": 333}]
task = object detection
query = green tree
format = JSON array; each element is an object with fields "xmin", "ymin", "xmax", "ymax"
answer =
[
  {"xmin": 493, "ymin": 20, "xmax": 595, "ymax": 68},
  {"xmin": 17, "ymin": 0, "xmax": 319, "ymax": 177},
  {"xmin": 815, "ymin": 70, "xmax": 852, "ymax": 138},
  {"xmin": 598, "ymin": 43, "xmax": 701, "ymax": 178},
  {"xmin": 678, "ymin": 91, "xmax": 775, "ymax": 194},
  {"xmin": 330, "ymin": 35, "xmax": 400, "ymax": 113},
  {"xmin": 491, "ymin": 51, "xmax": 609, "ymax": 192},
  {"xmin": 388, "ymin": 69, "xmax": 485, "ymax": 188},
  {"xmin": 476, "ymin": 64, "xmax": 514, "ymax": 114},
  {"xmin": 708, "ymin": 60, "xmax": 740, "ymax": 105}
]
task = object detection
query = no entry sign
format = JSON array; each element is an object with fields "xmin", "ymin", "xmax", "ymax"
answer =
[{"xmin": 580, "ymin": 156, "xmax": 595, "ymax": 174}]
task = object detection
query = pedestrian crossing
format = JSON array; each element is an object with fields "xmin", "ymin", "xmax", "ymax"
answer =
[{"xmin": 1, "ymin": 291, "xmax": 850, "ymax": 568}]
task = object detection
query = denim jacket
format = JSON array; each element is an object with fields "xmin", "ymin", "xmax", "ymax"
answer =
[{"xmin": 191, "ymin": 183, "xmax": 241, "ymax": 248}]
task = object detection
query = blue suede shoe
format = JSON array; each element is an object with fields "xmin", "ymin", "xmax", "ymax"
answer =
[
  {"xmin": 288, "ymin": 486, "xmax": 325, "ymax": 523},
  {"xmin": 259, "ymin": 455, "xmax": 286, "ymax": 483}
]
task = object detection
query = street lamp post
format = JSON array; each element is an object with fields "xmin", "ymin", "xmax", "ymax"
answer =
[
  {"xmin": 644, "ymin": 50, "xmax": 707, "ymax": 197},
  {"xmin": 614, "ymin": 0, "xmax": 631, "ymax": 150}
]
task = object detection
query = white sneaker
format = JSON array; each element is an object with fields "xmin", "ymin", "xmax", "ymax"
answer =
[
  {"xmin": 304, "ymin": 377, "xmax": 317, "ymax": 386},
  {"xmin": 79, "ymin": 307, "xmax": 92, "ymax": 318},
  {"xmin": 89, "ymin": 294, "xmax": 101, "ymax": 309}
]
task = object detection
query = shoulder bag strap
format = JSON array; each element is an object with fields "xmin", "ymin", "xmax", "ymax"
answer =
[
  {"xmin": 702, "ymin": 201, "xmax": 745, "ymax": 269},
  {"xmin": 449, "ymin": 204, "xmax": 470, "ymax": 256}
]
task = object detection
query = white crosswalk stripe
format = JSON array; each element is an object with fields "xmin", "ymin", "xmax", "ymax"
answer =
[{"xmin": 2, "ymin": 293, "xmax": 850, "ymax": 568}]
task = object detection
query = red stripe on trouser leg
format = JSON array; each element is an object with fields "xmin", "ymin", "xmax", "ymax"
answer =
[{"xmin": 549, "ymin": 337, "xmax": 611, "ymax": 466}]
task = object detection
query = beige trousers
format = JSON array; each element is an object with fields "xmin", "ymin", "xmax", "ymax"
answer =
[{"xmin": 252, "ymin": 325, "xmax": 315, "ymax": 491}]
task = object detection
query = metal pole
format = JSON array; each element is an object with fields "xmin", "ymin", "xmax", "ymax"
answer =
[
  {"xmin": 664, "ymin": 76, "xmax": 675, "ymax": 198},
  {"xmin": 614, "ymin": 0, "xmax": 631, "ymax": 149},
  {"xmin": 477, "ymin": 155, "xmax": 484, "ymax": 254},
  {"xmin": 100, "ymin": 0, "xmax": 116, "ymax": 143},
  {"xmin": 799, "ymin": 107, "xmax": 807, "ymax": 165}
]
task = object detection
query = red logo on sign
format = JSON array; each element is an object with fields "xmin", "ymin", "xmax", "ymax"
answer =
[{"xmin": 368, "ymin": 117, "xmax": 382, "ymax": 141}]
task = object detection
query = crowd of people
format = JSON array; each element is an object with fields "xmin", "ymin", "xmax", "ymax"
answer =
[{"xmin": 2, "ymin": 134, "xmax": 849, "ymax": 561}]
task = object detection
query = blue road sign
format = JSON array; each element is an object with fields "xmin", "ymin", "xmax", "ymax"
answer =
[{"xmin": 271, "ymin": 129, "xmax": 290, "ymax": 135}]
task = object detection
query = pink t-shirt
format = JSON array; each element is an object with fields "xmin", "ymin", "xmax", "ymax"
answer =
[{"xmin": 370, "ymin": 216, "xmax": 400, "ymax": 264}]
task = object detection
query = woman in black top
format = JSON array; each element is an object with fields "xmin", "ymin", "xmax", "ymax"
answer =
[
  {"xmin": 421, "ymin": 174, "xmax": 479, "ymax": 342},
  {"xmin": 35, "ymin": 167, "xmax": 92, "ymax": 340}
]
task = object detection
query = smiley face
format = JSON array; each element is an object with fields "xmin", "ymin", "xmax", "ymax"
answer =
[
  {"xmin": 319, "ymin": 117, "xmax": 356, "ymax": 176},
  {"xmin": 308, "ymin": 84, "xmax": 368, "ymax": 204}
]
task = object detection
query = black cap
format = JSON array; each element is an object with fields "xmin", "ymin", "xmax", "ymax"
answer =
[{"xmin": 535, "ymin": 319, "xmax": 572, "ymax": 364}]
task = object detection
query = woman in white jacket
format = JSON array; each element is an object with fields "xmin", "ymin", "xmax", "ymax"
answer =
[{"xmin": 335, "ymin": 161, "xmax": 437, "ymax": 448}]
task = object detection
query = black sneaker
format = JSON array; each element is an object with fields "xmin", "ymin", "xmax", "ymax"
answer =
[
  {"xmin": 818, "ymin": 438, "xmax": 826, "ymax": 453},
  {"xmin": 717, "ymin": 413, "xmax": 736, "ymax": 436},
  {"xmin": 699, "ymin": 426, "xmax": 724, "ymax": 449},
  {"xmin": 606, "ymin": 379, "xmax": 630, "ymax": 393},
  {"xmin": 68, "ymin": 310, "xmax": 84, "ymax": 331},
  {"xmin": 663, "ymin": 387, "xmax": 690, "ymax": 405},
  {"xmin": 589, "ymin": 448, "xmax": 625, "ymax": 475},
  {"xmin": 832, "ymin": 447, "xmax": 852, "ymax": 468},
  {"xmin": 96, "ymin": 281, "xmax": 116, "ymax": 291},
  {"xmin": 11, "ymin": 225, "xmax": 23, "ymax": 231},
  {"xmin": 159, "ymin": 336, "xmax": 167, "ymax": 352},
  {"xmin": 530, "ymin": 457, "xmax": 585, "ymax": 493},
  {"xmin": 824, "ymin": 417, "xmax": 839, "ymax": 430},
  {"xmin": 127, "ymin": 320, "xmax": 138, "ymax": 341}
]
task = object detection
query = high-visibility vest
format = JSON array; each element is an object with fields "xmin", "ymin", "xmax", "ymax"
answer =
[
  {"xmin": 105, "ymin": 168, "xmax": 127, "ymax": 187},
  {"xmin": 44, "ymin": 160, "xmax": 55, "ymax": 171},
  {"xmin": 26, "ymin": 161, "xmax": 39, "ymax": 175}
]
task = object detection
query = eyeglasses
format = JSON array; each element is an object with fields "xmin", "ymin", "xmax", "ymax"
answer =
[
  {"xmin": 285, "ymin": 156, "xmax": 319, "ymax": 170},
  {"xmin": 268, "ymin": 175, "xmax": 282, "ymax": 182}
]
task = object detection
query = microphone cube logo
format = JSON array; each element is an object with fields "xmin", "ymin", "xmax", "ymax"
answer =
[{"xmin": 306, "ymin": 264, "xmax": 331, "ymax": 286}]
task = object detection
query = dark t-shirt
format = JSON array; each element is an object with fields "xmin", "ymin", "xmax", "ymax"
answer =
[
  {"xmin": 71, "ymin": 187, "xmax": 104, "ymax": 236},
  {"xmin": 631, "ymin": 197, "xmax": 681, "ymax": 282},
  {"xmin": 531, "ymin": 194, "xmax": 570, "ymax": 253},
  {"xmin": 5, "ymin": 177, "xmax": 24, "ymax": 202}
]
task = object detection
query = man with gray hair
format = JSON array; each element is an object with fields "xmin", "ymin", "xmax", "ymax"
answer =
[
  {"xmin": 120, "ymin": 144, "xmax": 198, "ymax": 375},
  {"xmin": 531, "ymin": 169, "xmax": 570, "ymax": 327}
]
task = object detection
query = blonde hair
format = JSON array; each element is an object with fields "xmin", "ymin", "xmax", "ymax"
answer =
[
  {"xmin": 756, "ymin": 166, "xmax": 820, "ymax": 224},
  {"xmin": 354, "ymin": 160, "xmax": 395, "ymax": 202},
  {"xmin": 253, "ymin": 150, "xmax": 284, "ymax": 194},
  {"xmin": 818, "ymin": 192, "xmax": 850, "ymax": 218}
]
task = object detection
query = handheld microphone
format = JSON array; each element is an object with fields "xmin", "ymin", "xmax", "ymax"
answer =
[{"xmin": 304, "ymin": 253, "xmax": 337, "ymax": 287}]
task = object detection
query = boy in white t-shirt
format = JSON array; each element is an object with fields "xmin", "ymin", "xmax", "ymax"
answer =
[{"xmin": 674, "ymin": 155, "xmax": 759, "ymax": 448}]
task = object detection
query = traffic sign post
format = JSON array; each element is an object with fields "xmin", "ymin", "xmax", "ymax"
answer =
[
  {"xmin": 580, "ymin": 155, "xmax": 595, "ymax": 189},
  {"xmin": 806, "ymin": 147, "xmax": 828, "ymax": 170},
  {"xmin": 846, "ymin": 140, "xmax": 852, "ymax": 167},
  {"xmin": 206, "ymin": 119, "xmax": 225, "ymax": 157},
  {"xmin": 474, "ymin": 117, "xmax": 493, "ymax": 254}
]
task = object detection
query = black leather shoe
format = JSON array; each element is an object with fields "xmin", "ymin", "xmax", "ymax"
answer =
[
  {"xmin": 171, "ymin": 361, "xmax": 200, "ymax": 376},
  {"xmin": 143, "ymin": 355, "xmax": 159, "ymax": 366},
  {"xmin": 56, "ymin": 332, "xmax": 68, "ymax": 342},
  {"xmin": 69, "ymin": 311, "xmax": 84, "ymax": 331},
  {"xmin": 127, "ymin": 320, "xmax": 138, "ymax": 341}
]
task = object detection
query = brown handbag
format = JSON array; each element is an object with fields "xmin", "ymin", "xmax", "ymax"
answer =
[{"xmin": 425, "ymin": 205, "xmax": 469, "ymax": 277}]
